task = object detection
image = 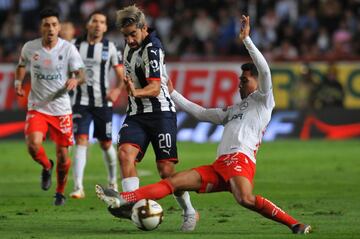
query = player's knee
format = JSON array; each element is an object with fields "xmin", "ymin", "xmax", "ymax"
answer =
[
  {"xmin": 157, "ymin": 161, "xmax": 175, "ymax": 179},
  {"xmin": 118, "ymin": 147, "xmax": 135, "ymax": 165},
  {"xmin": 99, "ymin": 140, "xmax": 112, "ymax": 151},
  {"xmin": 56, "ymin": 147, "xmax": 69, "ymax": 163},
  {"xmin": 27, "ymin": 142, "xmax": 41, "ymax": 157},
  {"xmin": 235, "ymin": 194, "xmax": 255, "ymax": 208},
  {"xmin": 75, "ymin": 136, "xmax": 88, "ymax": 146}
]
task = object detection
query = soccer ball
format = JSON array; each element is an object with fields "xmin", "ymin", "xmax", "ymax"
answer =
[{"xmin": 131, "ymin": 199, "xmax": 164, "ymax": 231}]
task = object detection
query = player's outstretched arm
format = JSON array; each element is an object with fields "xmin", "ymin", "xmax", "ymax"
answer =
[
  {"xmin": 239, "ymin": 15, "xmax": 272, "ymax": 95},
  {"xmin": 170, "ymin": 89, "xmax": 227, "ymax": 124}
]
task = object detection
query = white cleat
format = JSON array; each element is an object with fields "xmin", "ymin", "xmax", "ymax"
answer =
[
  {"xmin": 181, "ymin": 211, "xmax": 199, "ymax": 232},
  {"xmin": 69, "ymin": 188, "xmax": 85, "ymax": 199},
  {"xmin": 95, "ymin": 184, "xmax": 122, "ymax": 208}
]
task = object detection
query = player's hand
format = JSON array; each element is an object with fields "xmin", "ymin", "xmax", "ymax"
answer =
[
  {"xmin": 124, "ymin": 75, "xmax": 136, "ymax": 97},
  {"xmin": 106, "ymin": 88, "xmax": 121, "ymax": 103},
  {"xmin": 239, "ymin": 15, "xmax": 250, "ymax": 41},
  {"xmin": 15, "ymin": 83, "xmax": 25, "ymax": 97},
  {"xmin": 167, "ymin": 79, "xmax": 174, "ymax": 93},
  {"xmin": 65, "ymin": 78, "xmax": 79, "ymax": 91}
]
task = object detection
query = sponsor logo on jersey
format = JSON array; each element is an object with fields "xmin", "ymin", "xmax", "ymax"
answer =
[
  {"xmin": 229, "ymin": 113, "xmax": 243, "ymax": 121},
  {"xmin": 162, "ymin": 148, "xmax": 171, "ymax": 155},
  {"xmin": 34, "ymin": 72, "xmax": 62, "ymax": 81},
  {"xmin": 43, "ymin": 58, "xmax": 52, "ymax": 67}
]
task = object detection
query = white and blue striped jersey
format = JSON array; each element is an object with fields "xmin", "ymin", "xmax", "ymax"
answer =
[
  {"xmin": 72, "ymin": 36, "xmax": 122, "ymax": 107},
  {"xmin": 123, "ymin": 30, "xmax": 175, "ymax": 115}
]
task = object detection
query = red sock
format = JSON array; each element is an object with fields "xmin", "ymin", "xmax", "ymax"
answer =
[
  {"xmin": 34, "ymin": 146, "xmax": 51, "ymax": 169},
  {"xmin": 56, "ymin": 159, "xmax": 71, "ymax": 194},
  {"xmin": 255, "ymin": 195, "xmax": 298, "ymax": 228},
  {"xmin": 121, "ymin": 179, "xmax": 174, "ymax": 203}
]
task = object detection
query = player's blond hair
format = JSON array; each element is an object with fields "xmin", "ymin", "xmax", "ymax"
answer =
[{"xmin": 116, "ymin": 5, "xmax": 146, "ymax": 29}]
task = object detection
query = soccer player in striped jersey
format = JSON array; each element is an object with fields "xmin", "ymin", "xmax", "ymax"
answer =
[
  {"xmin": 95, "ymin": 15, "xmax": 311, "ymax": 234},
  {"xmin": 110, "ymin": 5, "xmax": 198, "ymax": 231},
  {"xmin": 14, "ymin": 9, "xmax": 85, "ymax": 206},
  {"xmin": 69, "ymin": 11, "xmax": 124, "ymax": 199}
]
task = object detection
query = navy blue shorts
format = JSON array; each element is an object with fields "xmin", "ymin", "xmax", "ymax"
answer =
[
  {"xmin": 73, "ymin": 105, "xmax": 113, "ymax": 141},
  {"xmin": 118, "ymin": 111, "xmax": 178, "ymax": 163}
]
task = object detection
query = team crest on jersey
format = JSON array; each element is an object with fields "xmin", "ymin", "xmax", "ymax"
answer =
[
  {"xmin": 102, "ymin": 51, "xmax": 109, "ymax": 61},
  {"xmin": 58, "ymin": 55, "xmax": 63, "ymax": 60},
  {"xmin": 135, "ymin": 56, "xmax": 142, "ymax": 67},
  {"xmin": 240, "ymin": 101, "xmax": 248, "ymax": 110},
  {"xmin": 33, "ymin": 53, "xmax": 40, "ymax": 61}
]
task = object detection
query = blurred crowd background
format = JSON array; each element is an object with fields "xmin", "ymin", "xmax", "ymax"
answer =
[{"xmin": 1, "ymin": 0, "xmax": 360, "ymax": 63}]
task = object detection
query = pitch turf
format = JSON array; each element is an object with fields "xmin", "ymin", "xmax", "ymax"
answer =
[{"xmin": 0, "ymin": 140, "xmax": 359, "ymax": 239}]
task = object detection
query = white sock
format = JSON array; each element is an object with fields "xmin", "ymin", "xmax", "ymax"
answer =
[
  {"xmin": 73, "ymin": 145, "xmax": 87, "ymax": 190},
  {"xmin": 102, "ymin": 144, "xmax": 118, "ymax": 185},
  {"xmin": 174, "ymin": 191, "xmax": 196, "ymax": 215},
  {"xmin": 121, "ymin": 177, "xmax": 139, "ymax": 192}
]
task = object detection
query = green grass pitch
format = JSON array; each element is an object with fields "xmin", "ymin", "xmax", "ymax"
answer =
[{"xmin": 0, "ymin": 140, "xmax": 359, "ymax": 239}]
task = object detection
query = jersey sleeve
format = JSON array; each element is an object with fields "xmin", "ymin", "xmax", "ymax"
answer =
[
  {"xmin": 18, "ymin": 42, "xmax": 30, "ymax": 67},
  {"xmin": 144, "ymin": 46, "xmax": 161, "ymax": 81},
  {"xmin": 243, "ymin": 36, "xmax": 275, "ymax": 108},
  {"xmin": 110, "ymin": 42, "xmax": 123, "ymax": 67},
  {"xmin": 171, "ymin": 90, "xmax": 228, "ymax": 124},
  {"xmin": 68, "ymin": 44, "xmax": 84, "ymax": 72},
  {"xmin": 243, "ymin": 36, "xmax": 272, "ymax": 94}
]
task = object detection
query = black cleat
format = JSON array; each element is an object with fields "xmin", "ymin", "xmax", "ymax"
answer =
[
  {"xmin": 107, "ymin": 203, "xmax": 134, "ymax": 220},
  {"xmin": 54, "ymin": 193, "xmax": 66, "ymax": 206},
  {"xmin": 292, "ymin": 223, "xmax": 312, "ymax": 234},
  {"xmin": 41, "ymin": 160, "xmax": 54, "ymax": 191}
]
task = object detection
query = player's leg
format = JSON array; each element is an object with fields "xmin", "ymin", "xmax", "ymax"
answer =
[
  {"xmin": 230, "ymin": 176, "xmax": 310, "ymax": 233},
  {"xmin": 94, "ymin": 106, "xmax": 118, "ymax": 191},
  {"xmin": 99, "ymin": 140, "xmax": 118, "ymax": 190},
  {"xmin": 226, "ymin": 155, "xmax": 311, "ymax": 233},
  {"xmin": 25, "ymin": 111, "xmax": 53, "ymax": 190},
  {"xmin": 71, "ymin": 105, "xmax": 92, "ymax": 198},
  {"xmin": 150, "ymin": 111, "xmax": 198, "ymax": 231},
  {"xmin": 156, "ymin": 161, "xmax": 198, "ymax": 231},
  {"xmin": 117, "ymin": 115, "xmax": 149, "ymax": 192},
  {"xmin": 48, "ymin": 114, "xmax": 73, "ymax": 206},
  {"xmin": 96, "ymin": 169, "xmax": 202, "ymax": 206},
  {"xmin": 54, "ymin": 144, "xmax": 71, "ymax": 205}
]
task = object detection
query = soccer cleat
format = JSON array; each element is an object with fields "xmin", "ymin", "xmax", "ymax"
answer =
[
  {"xmin": 54, "ymin": 193, "xmax": 66, "ymax": 206},
  {"xmin": 107, "ymin": 204, "xmax": 134, "ymax": 220},
  {"xmin": 291, "ymin": 223, "xmax": 312, "ymax": 234},
  {"xmin": 41, "ymin": 160, "xmax": 54, "ymax": 191},
  {"xmin": 108, "ymin": 182, "xmax": 118, "ymax": 192},
  {"xmin": 95, "ymin": 184, "xmax": 127, "ymax": 208},
  {"xmin": 181, "ymin": 211, "xmax": 199, "ymax": 232},
  {"xmin": 69, "ymin": 188, "xmax": 85, "ymax": 199}
]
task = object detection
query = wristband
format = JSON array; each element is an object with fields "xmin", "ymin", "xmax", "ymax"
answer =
[{"xmin": 14, "ymin": 80, "xmax": 22, "ymax": 88}]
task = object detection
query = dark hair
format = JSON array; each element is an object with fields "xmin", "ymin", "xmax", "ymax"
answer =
[
  {"xmin": 241, "ymin": 63, "xmax": 258, "ymax": 77},
  {"xmin": 87, "ymin": 11, "xmax": 107, "ymax": 23},
  {"xmin": 39, "ymin": 8, "xmax": 59, "ymax": 20}
]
